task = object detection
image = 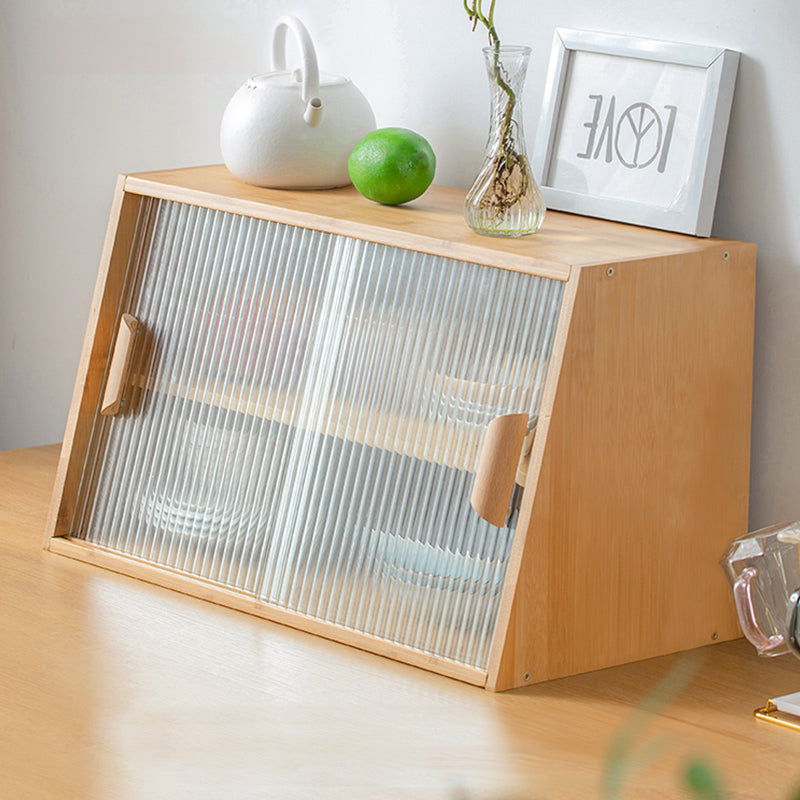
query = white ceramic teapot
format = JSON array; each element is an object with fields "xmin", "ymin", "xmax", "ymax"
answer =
[{"xmin": 220, "ymin": 15, "xmax": 376, "ymax": 189}]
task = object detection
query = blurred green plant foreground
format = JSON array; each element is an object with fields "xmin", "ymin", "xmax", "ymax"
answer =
[
  {"xmin": 602, "ymin": 654, "xmax": 799, "ymax": 800},
  {"xmin": 452, "ymin": 653, "xmax": 800, "ymax": 799}
]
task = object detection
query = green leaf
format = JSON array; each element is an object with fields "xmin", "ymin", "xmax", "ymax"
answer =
[
  {"xmin": 684, "ymin": 759, "xmax": 725, "ymax": 800},
  {"xmin": 601, "ymin": 654, "xmax": 705, "ymax": 799}
]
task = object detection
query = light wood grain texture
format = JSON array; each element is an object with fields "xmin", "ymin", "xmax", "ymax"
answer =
[
  {"xmin": 471, "ymin": 413, "xmax": 529, "ymax": 526},
  {"xmin": 6, "ymin": 445, "xmax": 800, "ymax": 800},
  {"xmin": 488, "ymin": 243, "xmax": 757, "ymax": 690}
]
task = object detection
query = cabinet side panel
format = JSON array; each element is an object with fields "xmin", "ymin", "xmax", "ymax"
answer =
[
  {"xmin": 44, "ymin": 181, "xmax": 143, "ymax": 544},
  {"xmin": 489, "ymin": 244, "xmax": 756, "ymax": 690}
]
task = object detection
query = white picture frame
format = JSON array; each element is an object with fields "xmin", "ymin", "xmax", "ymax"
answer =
[{"xmin": 531, "ymin": 29, "xmax": 739, "ymax": 236}]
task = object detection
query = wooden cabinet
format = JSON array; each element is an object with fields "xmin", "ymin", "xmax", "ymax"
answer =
[{"xmin": 45, "ymin": 165, "xmax": 755, "ymax": 690}]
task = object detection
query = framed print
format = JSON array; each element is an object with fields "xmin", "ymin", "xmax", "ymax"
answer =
[{"xmin": 531, "ymin": 29, "xmax": 739, "ymax": 236}]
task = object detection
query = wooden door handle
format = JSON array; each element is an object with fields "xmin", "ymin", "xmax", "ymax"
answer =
[
  {"xmin": 100, "ymin": 313, "xmax": 141, "ymax": 416},
  {"xmin": 470, "ymin": 413, "xmax": 529, "ymax": 527}
]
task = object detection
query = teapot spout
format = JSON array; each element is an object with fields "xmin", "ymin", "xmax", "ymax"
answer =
[{"xmin": 304, "ymin": 97, "xmax": 323, "ymax": 127}]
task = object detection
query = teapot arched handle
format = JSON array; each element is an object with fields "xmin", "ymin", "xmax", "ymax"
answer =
[{"xmin": 271, "ymin": 16, "xmax": 323, "ymax": 126}]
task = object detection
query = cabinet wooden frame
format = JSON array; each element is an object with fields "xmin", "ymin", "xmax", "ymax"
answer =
[{"xmin": 44, "ymin": 165, "xmax": 756, "ymax": 690}]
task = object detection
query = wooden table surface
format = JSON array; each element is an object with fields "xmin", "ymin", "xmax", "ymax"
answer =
[{"xmin": 2, "ymin": 444, "xmax": 799, "ymax": 799}]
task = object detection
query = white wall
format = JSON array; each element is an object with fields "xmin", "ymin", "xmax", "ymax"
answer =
[{"xmin": 1, "ymin": 0, "xmax": 797, "ymax": 530}]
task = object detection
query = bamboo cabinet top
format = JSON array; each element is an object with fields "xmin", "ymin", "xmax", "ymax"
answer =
[{"xmin": 123, "ymin": 164, "xmax": 753, "ymax": 280}]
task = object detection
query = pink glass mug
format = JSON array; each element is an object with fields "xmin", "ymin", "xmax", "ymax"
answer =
[{"xmin": 721, "ymin": 521, "xmax": 800, "ymax": 658}]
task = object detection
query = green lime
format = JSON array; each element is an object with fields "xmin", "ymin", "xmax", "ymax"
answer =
[{"xmin": 348, "ymin": 127, "xmax": 436, "ymax": 205}]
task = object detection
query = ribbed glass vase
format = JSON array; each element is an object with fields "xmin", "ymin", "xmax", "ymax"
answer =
[{"xmin": 464, "ymin": 45, "xmax": 545, "ymax": 237}]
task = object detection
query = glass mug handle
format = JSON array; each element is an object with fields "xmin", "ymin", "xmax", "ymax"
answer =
[{"xmin": 732, "ymin": 566, "xmax": 786, "ymax": 656}]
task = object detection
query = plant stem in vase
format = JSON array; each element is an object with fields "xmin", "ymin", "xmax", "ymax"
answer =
[{"xmin": 464, "ymin": 44, "xmax": 545, "ymax": 237}]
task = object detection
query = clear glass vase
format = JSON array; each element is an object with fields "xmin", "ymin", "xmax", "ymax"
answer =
[{"xmin": 464, "ymin": 45, "xmax": 545, "ymax": 237}]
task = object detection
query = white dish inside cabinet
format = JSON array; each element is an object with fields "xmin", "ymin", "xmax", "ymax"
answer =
[{"xmin": 45, "ymin": 165, "xmax": 756, "ymax": 690}]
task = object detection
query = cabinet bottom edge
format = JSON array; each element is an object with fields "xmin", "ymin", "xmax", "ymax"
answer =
[{"xmin": 46, "ymin": 535, "xmax": 489, "ymax": 688}]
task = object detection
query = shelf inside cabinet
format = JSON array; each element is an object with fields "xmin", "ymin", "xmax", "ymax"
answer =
[{"xmin": 130, "ymin": 360, "xmax": 547, "ymax": 474}]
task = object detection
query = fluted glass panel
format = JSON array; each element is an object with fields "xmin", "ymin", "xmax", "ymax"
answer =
[{"xmin": 72, "ymin": 197, "xmax": 564, "ymax": 669}]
